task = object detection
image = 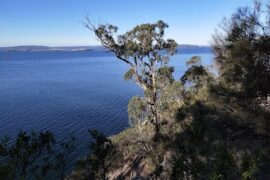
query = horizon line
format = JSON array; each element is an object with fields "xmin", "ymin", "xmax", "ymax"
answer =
[{"xmin": 0, "ymin": 43, "xmax": 211, "ymax": 48}]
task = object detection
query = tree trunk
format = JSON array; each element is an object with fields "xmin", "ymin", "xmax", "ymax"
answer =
[{"xmin": 149, "ymin": 91, "xmax": 160, "ymax": 140}]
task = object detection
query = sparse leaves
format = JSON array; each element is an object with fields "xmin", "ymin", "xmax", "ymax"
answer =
[
  {"xmin": 124, "ymin": 68, "xmax": 135, "ymax": 80},
  {"xmin": 186, "ymin": 56, "xmax": 202, "ymax": 66},
  {"xmin": 87, "ymin": 19, "xmax": 178, "ymax": 136},
  {"xmin": 128, "ymin": 96, "xmax": 148, "ymax": 126}
]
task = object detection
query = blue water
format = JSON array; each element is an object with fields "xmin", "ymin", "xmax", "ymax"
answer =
[{"xmin": 0, "ymin": 51, "xmax": 213, "ymax": 169}]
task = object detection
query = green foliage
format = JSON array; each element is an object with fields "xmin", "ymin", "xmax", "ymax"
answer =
[
  {"xmin": 241, "ymin": 152, "xmax": 259, "ymax": 179},
  {"xmin": 70, "ymin": 130, "xmax": 116, "ymax": 180},
  {"xmin": 158, "ymin": 81, "xmax": 186, "ymax": 120},
  {"xmin": 128, "ymin": 96, "xmax": 148, "ymax": 126},
  {"xmin": 124, "ymin": 68, "xmax": 135, "ymax": 80},
  {"xmin": 170, "ymin": 3, "xmax": 270, "ymax": 178},
  {"xmin": 87, "ymin": 19, "xmax": 178, "ymax": 136},
  {"xmin": 212, "ymin": 1, "xmax": 270, "ymax": 101},
  {"xmin": 178, "ymin": 103, "xmax": 234, "ymax": 178},
  {"xmin": 0, "ymin": 131, "xmax": 55, "ymax": 179},
  {"xmin": 171, "ymin": 100, "xmax": 270, "ymax": 179},
  {"xmin": 181, "ymin": 62, "xmax": 214, "ymax": 100},
  {"xmin": 185, "ymin": 56, "xmax": 202, "ymax": 66},
  {"xmin": 157, "ymin": 66, "xmax": 174, "ymax": 87},
  {"xmin": 0, "ymin": 131, "xmax": 76, "ymax": 180},
  {"xmin": 181, "ymin": 65, "xmax": 209, "ymax": 87}
]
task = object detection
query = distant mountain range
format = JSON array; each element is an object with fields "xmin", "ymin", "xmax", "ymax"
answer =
[
  {"xmin": 176, "ymin": 45, "xmax": 212, "ymax": 54},
  {"xmin": 0, "ymin": 46, "xmax": 101, "ymax": 52},
  {"xmin": 0, "ymin": 45, "xmax": 212, "ymax": 54}
]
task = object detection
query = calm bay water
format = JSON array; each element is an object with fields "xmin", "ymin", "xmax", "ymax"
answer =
[{"xmin": 0, "ymin": 50, "xmax": 213, "ymax": 169}]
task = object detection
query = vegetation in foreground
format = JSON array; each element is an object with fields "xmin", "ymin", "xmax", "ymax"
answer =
[{"xmin": 1, "ymin": 1, "xmax": 270, "ymax": 179}]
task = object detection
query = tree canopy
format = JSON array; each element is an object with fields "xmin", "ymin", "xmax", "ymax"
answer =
[
  {"xmin": 213, "ymin": 1, "xmax": 270, "ymax": 101},
  {"xmin": 86, "ymin": 19, "xmax": 178, "ymax": 137}
]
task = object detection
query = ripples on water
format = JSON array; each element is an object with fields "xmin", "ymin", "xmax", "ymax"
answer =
[{"xmin": 0, "ymin": 51, "xmax": 213, "ymax": 170}]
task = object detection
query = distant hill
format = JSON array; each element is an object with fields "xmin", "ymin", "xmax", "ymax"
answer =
[
  {"xmin": 177, "ymin": 45, "xmax": 212, "ymax": 54},
  {"xmin": 0, "ymin": 45, "xmax": 212, "ymax": 54},
  {"xmin": 0, "ymin": 46, "xmax": 102, "ymax": 52}
]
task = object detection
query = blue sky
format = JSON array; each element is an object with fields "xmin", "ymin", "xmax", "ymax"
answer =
[{"xmin": 0, "ymin": 0, "xmax": 258, "ymax": 46}]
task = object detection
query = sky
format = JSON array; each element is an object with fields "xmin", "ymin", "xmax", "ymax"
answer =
[{"xmin": 0, "ymin": 0, "xmax": 261, "ymax": 47}]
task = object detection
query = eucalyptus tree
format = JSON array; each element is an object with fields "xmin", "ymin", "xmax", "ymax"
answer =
[{"xmin": 86, "ymin": 19, "xmax": 177, "ymax": 136}]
